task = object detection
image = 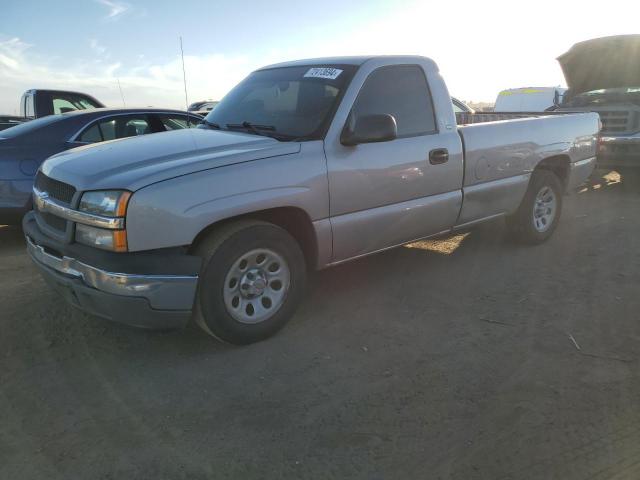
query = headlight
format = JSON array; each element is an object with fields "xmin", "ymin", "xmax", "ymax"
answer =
[
  {"xmin": 76, "ymin": 224, "xmax": 128, "ymax": 252},
  {"xmin": 76, "ymin": 190, "xmax": 131, "ymax": 252},
  {"xmin": 79, "ymin": 190, "xmax": 131, "ymax": 217}
]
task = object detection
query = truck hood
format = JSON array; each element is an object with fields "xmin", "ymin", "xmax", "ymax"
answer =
[
  {"xmin": 41, "ymin": 128, "xmax": 301, "ymax": 192},
  {"xmin": 558, "ymin": 35, "xmax": 640, "ymax": 96}
]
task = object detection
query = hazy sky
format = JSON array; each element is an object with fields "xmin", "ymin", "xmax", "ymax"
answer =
[{"xmin": 1, "ymin": 0, "xmax": 638, "ymax": 113}]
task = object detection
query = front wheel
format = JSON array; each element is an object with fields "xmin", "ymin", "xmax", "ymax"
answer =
[
  {"xmin": 193, "ymin": 220, "xmax": 306, "ymax": 345},
  {"xmin": 506, "ymin": 170, "xmax": 563, "ymax": 244}
]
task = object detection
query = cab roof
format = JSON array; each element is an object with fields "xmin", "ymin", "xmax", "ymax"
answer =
[
  {"xmin": 60, "ymin": 107, "xmax": 195, "ymax": 117},
  {"xmin": 258, "ymin": 55, "xmax": 437, "ymax": 71}
]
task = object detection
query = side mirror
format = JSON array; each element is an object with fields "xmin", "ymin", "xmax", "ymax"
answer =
[{"xmin": 341, "ymin": 114, "xmax": 398, "ymax": 146}]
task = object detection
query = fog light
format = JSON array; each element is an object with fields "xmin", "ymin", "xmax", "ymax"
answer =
[{"xmin": 76, "ymin": 224, "xmax": 127, "ymax": 252}]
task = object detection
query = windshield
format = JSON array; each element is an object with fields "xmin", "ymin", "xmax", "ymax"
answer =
[
  {"xmin": 203, "ymin": 65, "xmax": 356, "ymax": 140},
  {"xmin": 563, "ymin": 87, "xmax": 640, "ymax": 106},
  {"xmin": 583, "ymin": 87, "xmax": 640, "ymax": 95},
  {"xmin": 0, "ymin": 114, "xmax": 60, "ymax": 139}
]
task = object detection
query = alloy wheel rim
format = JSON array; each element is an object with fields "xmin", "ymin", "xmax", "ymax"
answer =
[
  {"xmin": 223, "ymin": 248, "xmax": 290, "ymax": 324},
  {"xmin": 532, "ymin": 186, "xmax": 557, "ymax": 233}
]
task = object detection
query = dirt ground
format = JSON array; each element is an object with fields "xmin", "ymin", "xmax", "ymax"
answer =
[{"xmin": 1, "ymin": 168, "xmax": 639, "ymax": 480}]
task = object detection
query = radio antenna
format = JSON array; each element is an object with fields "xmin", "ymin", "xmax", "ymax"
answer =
[
  {"xmin": 116, "ymin": 78, "xmax": 126, "ymax": 107},
  {"xmin": 180, "ymin": 36, "xmax": 189, "ymax": 112}
]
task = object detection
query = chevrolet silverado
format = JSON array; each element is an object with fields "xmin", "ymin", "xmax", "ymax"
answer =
[{"xmin": 24, "ymin": 56, "xmax": 599, "ymax": 344}]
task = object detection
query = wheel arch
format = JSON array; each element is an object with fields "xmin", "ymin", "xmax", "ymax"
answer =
[
  {"xmin": 189, "ymin": 206, "xmax": 319, "ymax": 270},
  {"xmin": 534, "ymin": 154, "xmax": 571, "ymax": 192}
]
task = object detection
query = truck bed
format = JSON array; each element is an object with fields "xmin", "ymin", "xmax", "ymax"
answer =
[
  {"xmin": 454, "ymin": 111, "xmax": 600, "ymax": 226},
  {"xmin": 456, "ymin": 110, "xmax": 572, "ymax": 126}
]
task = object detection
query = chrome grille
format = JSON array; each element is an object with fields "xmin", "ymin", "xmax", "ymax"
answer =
[
  {"xmin": 34, "ymin": 172, "xmax": 76, "ymax": 205},
  {"xmin": 599, "ymin": 110, "xmax": 632, "ymax": 134},
  {"xmin": 33, "ymin": 172, "xmax": 76, "ymax": 235}
]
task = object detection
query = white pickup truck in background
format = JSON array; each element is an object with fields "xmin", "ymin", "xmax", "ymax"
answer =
[{"xmin": 494, "ymin": 87, "xmax": 567, "ymax": 112}]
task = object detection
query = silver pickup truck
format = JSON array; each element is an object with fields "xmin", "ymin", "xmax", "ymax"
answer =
[{"xmin": 24, "ymin": 56, "xmax": 599, "ymax": 344}]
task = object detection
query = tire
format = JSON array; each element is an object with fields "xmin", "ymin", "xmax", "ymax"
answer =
[
  {"xmin": 192, "ymin": 220, "xmax": 306, "ymax": 345},
  {"xmin": 506, "ymin": 169, "xmax": 563, "ymax": 244}
]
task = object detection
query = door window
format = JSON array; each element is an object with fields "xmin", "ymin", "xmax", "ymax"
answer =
[
  {"xmin": 157, "ymin": 114, "xmax": 199, "ymax": 130},
  {"xmin": 352, "ymin": 65, "xmax": 437, "ymax": 137},
  {"xmin": 452, "ymin": 99, "xmax": 468, "ymax": 113},
  {"xmin": 78, "ymin": 124, "xmax": 102, "ymax": 143},
  {"xmin": 53, "ymin": 98, "xmax": 78, "ymax": 114},
  {"xmin": 51, "ymin": 94, "xmax": 101, "ymax": 115},
  {"xmin": 77, "ymin": 115, "xmax": 152, "ymax": 143},
  {"xmin": 24, "ymin": 95, "xmax": 35, "ymax": 117}
]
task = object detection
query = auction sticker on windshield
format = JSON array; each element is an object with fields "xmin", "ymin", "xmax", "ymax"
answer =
[{"xmin": 304, "ymin": 67, "xmax": 343, "ymax": 80}]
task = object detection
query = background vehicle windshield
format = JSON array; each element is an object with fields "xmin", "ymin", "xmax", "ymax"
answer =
[
  {"xmin": 582, "ymin": 87, "xmax": 640, "ymax": 95},
  {"xmin": 204, "ymin": 65, "xmax": 356, "ymax": 140},
  {"xmin": 564, "ymin": 87, "xmax": 640, "ymax": 106}
]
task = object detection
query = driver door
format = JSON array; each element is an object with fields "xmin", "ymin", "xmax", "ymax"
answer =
[{"xmin": 324, "ymin": 64, "xmax": 463, "ymax": 262}]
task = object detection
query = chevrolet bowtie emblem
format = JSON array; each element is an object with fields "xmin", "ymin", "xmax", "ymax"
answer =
[{"xmin": 34, "ymin": 190, "xmax": 49, "ymax": 210}]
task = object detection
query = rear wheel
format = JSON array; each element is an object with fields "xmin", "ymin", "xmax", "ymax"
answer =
[
  {"xmin": 193, "ymin": 220, "xmax": 306, "ymax": 345},
  {"xmin": 506, "ymin": 170, "xmax": 563, "ymax": 244}
]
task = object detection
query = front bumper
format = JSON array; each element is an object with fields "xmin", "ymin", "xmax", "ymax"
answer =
[
  {"xmin": 24, "ymin": 213, "xmax": 199, "ymax": 330},
  {"xmin": 598, "ymin": 135, "xmax": 640, "ymax": 167}
]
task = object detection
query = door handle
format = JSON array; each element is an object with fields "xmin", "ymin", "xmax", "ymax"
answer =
[{"xmin": 429, "ymin": 148, "xmax": 449, "ymax": 165}]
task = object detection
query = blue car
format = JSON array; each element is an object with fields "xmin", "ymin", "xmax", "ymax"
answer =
[{"xmin": 0, "ymin": 108, "xmax": 201, "ymax": 224}]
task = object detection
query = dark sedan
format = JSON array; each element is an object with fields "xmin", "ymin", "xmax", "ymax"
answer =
[
  {"xmin": 0, "ymin": 108, "xmax": 202, "ymax": 224},
  {"xmin": 0, "ymin": 116, "xmax": 27, "ymax": 132}
]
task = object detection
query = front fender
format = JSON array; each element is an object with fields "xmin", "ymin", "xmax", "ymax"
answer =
[{"xmin": 125, "ymin": 142, "xmax": 329, "ymax": 252}]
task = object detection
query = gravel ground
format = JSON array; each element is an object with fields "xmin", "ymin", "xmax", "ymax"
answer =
[{"xmin": 1, "ymin": 168, "xmax": 640, "ymax": 480}]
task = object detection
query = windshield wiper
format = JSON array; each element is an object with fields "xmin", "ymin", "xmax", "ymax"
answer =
[
  {"xmin": 201, "ymin": 119, "xmax": 222, "ymax": 129},
  {"xmin": 225, "ymin": 122, "xmax": 301, "ymax": 142},
  {"xmin": 226, "ymin": 121, "xmax": 276, "ymax": 134}
]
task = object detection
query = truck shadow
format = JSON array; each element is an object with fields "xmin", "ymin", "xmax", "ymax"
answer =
[
  {"xmin": 578, "ymin": 168, "xmax": 639, "ymax": 195},
  {"xmin": 301, "ymin": 166, "xmax": 640, "ymax": 331}
]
